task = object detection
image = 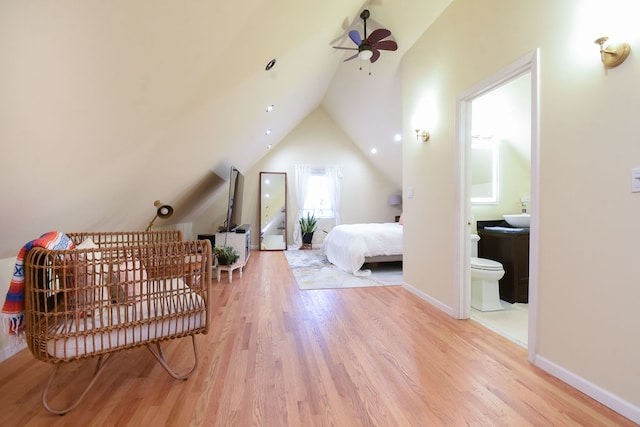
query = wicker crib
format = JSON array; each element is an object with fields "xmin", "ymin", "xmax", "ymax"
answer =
[{"xmin": 22, "ymin": 231, "xmax": 211, "ymax": 414}]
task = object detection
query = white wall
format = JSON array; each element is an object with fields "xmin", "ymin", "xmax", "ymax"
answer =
[
  {"xmin": 194, "ymin": 107, "xmax": 402, "ymax": 247},
  {"xmin": 402, "ymin": 0, "xmax": 640, "ymax": 420},
  {"xmin": 0, "ymin": 1, "xmax": 379, "ymax": 260}
]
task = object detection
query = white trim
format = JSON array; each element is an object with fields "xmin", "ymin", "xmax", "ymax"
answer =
[
  {"xmin": 527, "ymin": 50, "xmax": 541, "ymax": 364},
  {"xmin": 400, "ymin": 280, "xmax": 640, "ymax": 425},
  {"xmin": 0, "ymin": 342, "xmax": 26, "ymax": 363},
  {"xmin": 535, "ymin": 356, "xmax": 640, "ymax": 425},
  {"xmin": 454, "ymin": 49, "xmax": 540, "ymax": 363},
  {"xmin": 402, "ymin": 283, "xmax": 454, "ymax": 317},
  {"xmin": 453, "ymin": 87, "xmax": 473, "ymax": 320}
]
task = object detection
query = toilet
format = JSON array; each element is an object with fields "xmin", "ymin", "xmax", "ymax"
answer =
[{"xmin": 470, "ymin": 234, "xmax": 505, "ymax": 311}]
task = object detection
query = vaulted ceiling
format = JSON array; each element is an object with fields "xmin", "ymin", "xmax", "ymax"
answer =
[{"xmin": 0, "ymin": 0, "xmax": 452, "ymax": 257}]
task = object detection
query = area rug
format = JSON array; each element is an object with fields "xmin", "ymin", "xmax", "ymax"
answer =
[{"xmin": 284, "ymin": 249, "xmax": 403, "ymax": 290}]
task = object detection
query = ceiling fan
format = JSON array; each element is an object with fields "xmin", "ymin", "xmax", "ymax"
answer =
[{"xmin": 333, "ymin": 9, "xmax": 398, "ymax": 64}]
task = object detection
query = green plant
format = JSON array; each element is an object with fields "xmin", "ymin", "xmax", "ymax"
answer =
[
  {"xmin": 214, "ymin": 245, "xmax": 239, "ymax": 265},
  {"xmin": 299, "ymin": 212, "xmax": 317, "ymax": 235}
]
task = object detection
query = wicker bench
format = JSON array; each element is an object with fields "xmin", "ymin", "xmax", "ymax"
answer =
[{"xmin": 23, "ymin": 231, "xmax": 211, "ymax": 414}]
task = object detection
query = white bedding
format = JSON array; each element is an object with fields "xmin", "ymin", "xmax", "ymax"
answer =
[
  {"xmin": 322, "ymin": 222, "xmax": 403, "ymax": 275},
  {"xmin": 46, "ymin": 278, "xmax": 206, "ymax": 359}
]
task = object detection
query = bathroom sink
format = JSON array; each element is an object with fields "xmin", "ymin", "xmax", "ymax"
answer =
[{"xmin": 503, "ymin": 213, "xmax": 530, "ymax": 228}]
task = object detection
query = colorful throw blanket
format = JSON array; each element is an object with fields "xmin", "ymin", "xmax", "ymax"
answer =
[{"xmin": 1, "ymin": 231, "xmax": 74, "ymax": 336}]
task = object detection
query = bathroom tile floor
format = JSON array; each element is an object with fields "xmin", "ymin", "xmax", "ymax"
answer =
[{"xmin": 471, "ymin": 301, "xmax": 528, "ymax": 348}]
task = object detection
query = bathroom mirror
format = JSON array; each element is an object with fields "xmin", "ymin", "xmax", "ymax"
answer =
[
  {"xmin": 259, "ymin": 172, "xmax": 287, "ymax": 250},
  {"xmin": 471, "ymin": 140, "xmax": 499, "ymax": 204}
]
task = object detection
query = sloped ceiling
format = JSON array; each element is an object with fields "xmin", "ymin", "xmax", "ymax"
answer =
[{"xmin": 0, "ymin": 0, "xmax": 452, "ymax": 257}]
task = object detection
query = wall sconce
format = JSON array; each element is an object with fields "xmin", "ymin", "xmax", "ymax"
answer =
[
  {"xmin": 415, "ymin": 129, "xmax": 430, "ymax": 142},
  {"xmin": 594, "ymin": 37, "xmax": 631, "ymax": 68},
  {"xmin": 146, "ymin": 200, "xmax": 174, "ymax": 231},
  {"xmin": 388, "ymin": 194, "xmax": 402, "ymax": 206}
]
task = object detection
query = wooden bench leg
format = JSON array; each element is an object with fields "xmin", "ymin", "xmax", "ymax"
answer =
[
  {"xmin": 216, "ymin": 263, "xmax": 243, "ymax": 284},
  {"xmin": 42, "ymin": 353, "xmax": 113, "ymax": 415},
  {"xmin": 146, "ymin": 335, "xmax": 198, "ymax": 380}
]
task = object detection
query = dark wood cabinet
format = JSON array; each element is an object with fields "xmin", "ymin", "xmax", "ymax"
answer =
[{"xmin": 477, "ymin": 228, "xmax": 530, "ymax": 303}]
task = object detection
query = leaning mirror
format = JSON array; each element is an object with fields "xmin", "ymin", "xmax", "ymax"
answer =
[
  {"xmin": 471, "ymin": 139, "xmax": 499, "ymax": 204},
  {"xmin": 259, "ymin": 172, "xmax": 287, "ymax": 250}
]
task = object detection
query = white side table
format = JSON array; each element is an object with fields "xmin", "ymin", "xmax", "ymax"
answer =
[{"xmin": 216, "ymin": 261, "xmax": 244, "ymax": 283}]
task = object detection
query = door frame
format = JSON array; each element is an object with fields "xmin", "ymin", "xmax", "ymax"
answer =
[{"xmin": 453, "ymin": 49, "xmax": 540, "ymax": 362}]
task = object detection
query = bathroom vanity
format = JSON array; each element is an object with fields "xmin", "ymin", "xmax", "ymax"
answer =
[{"xmin": 477, "ymin": 221, "xmax": 530, "ymax": 304}]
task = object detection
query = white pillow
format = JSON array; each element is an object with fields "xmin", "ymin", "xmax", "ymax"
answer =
[
  {"xmin": 76, "ymin": 237, "xmax": 99, "ymax": 250},
  {"xmin": 118, "ymin": 258, "xmax": 148, "ymax": 299},
  {"xmin": 75, "ymin": 238, "xmax": 105, "ymax": 305}
]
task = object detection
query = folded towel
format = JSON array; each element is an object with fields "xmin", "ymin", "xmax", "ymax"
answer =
[
  {"xmin": 1, "ymin": 232, "xmax": 74, "ymax": 336},
  {"xmin": 484, "ymin": 226, "xmax": 526, "ymax": 232}
]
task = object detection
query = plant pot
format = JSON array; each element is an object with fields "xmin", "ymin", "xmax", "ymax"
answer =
[
  {"xmin": 214, "ymin": 245, "xmax": 239, "ymax": 266},
  {"xmin": 217, "ymin": 256, "xmax": 238, "ymax": 266},
  {"xmin": 302, "ymin": 232, "xmax": 314, "ymax": 244}
]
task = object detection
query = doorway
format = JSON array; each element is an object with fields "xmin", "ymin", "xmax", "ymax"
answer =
[{"xmin": 454, "ymin": 50, "xmax": 540, "ymax": 362}]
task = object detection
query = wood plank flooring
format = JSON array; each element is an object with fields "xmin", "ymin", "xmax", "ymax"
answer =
[{"xmin": 0, "ymin": 250, "xmax": 635, "ymax": 426}]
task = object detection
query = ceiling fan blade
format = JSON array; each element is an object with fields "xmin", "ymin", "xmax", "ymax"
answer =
[
  {"xmin": 367, "ymin": 28, "xmax": 391, "ymax": 45},
  {"xmin": 348, "ymin": 30, "xmax": 362, "ymax": 46},
  {"xmin": 344, "ymin": 53, "xmax": 359, "ymax": 62},
  {"xmin": 370, "ymin": 49, "xmax": 381, "ymax": 63},
  {"xmin": 333, "ymin": 46, "xmax": 358, "ymax": 51},
  {"xmin": 374, "ymin": 40, "xmax": 398, "ymax": 51}
]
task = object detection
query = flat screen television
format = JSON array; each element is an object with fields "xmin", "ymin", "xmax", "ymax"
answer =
[{"xmin": 224, "ymin": 166, "xmax": 245, "ymax": 232}]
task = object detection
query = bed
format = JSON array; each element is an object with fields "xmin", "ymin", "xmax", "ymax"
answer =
[{"xmin": 322, "ymin": 222, "xmax": 403, "ymax": 275}]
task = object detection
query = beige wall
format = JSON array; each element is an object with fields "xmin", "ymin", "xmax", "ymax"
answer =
[
  {"xmin": 193, "ymin": 107, "xmax": 401, "ymax": 247},
  {"xmin": 0, "ymin": 106, "xmax": 400, "ymax": 363},
  {"xmin": 402, "ymin": 0, "xmax": 640, "ymax": 416}
]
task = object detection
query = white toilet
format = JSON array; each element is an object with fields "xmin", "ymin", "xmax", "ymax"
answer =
[{"xmin": 470, "ymin": 234, "xmax": 505, "ymax": 311}]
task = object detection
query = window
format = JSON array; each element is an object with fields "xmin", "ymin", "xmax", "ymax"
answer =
[{"xmin": 302, "ymin": 168, "xmax": 335, "ymax": 219}]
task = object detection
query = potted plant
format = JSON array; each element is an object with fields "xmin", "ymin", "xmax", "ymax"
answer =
[
  {"xmin": 214, "ymin": 245, "xmax": 239, "ymax": 266},
  {"xmin": 299, "ymin": 212, "xmax": 317, "ymax": 245}
]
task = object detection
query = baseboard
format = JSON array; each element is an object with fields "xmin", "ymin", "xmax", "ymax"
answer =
[
  {"xmin": 401, "ymin": 282, "xmax": 454, "ymax": 317},
  {"xmin": 0, "ymin": 341, "xmax": 26, "ymax": 364},
  {"xmin": 402, "ymin": 281, "xmax": 639, "ymax": 424},
  {"xmin": 535, "ymin": 355, "xmax": 640, "ymax": 424}
]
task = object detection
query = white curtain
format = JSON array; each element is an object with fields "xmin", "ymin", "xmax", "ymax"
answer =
[
  {"xmin": 325, "ymin": 165, "xmax": 342, "ymax": 226},
  {"xmin": 293, "ymin": 164, "xmax": 312, "ymax": 248},
  {"xmin": 293, "ymin": 164, "xmax": 342, "ymax": 248}
]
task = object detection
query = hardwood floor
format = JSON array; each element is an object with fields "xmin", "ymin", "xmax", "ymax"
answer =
[{"xmin": 0, "ymin": 250, "xmax": 635, "ymax": 426}]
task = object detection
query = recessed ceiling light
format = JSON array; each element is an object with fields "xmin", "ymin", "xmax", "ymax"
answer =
[
  {"xmin": 370, "ymin": 148, "xmax": 377, "ymax": 154},
  {"xmin": 265, "ymin": 129, "xmax": 272, "ymax": 135},
  {"xmin": 267, "ymin": 144, "xmax": 273, "ymax": 150},
  {"xmin": 266, "ymin": 104, "xmax": 275, "ymax": 112},
  {"xmin": 394, "ymin": 133, "xmax": 402, "ymax": 142},
  {"xmin": 265, "ymin": 59, "xmax": 276, "ymax": 71}
]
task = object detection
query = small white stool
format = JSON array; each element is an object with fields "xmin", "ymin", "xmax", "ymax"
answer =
[{"xmin": 216, "ymin": 261, "xmax": 244, "ymax": 283}]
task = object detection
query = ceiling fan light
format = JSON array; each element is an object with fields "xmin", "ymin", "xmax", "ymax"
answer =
[{"xmin": 359, "ymin": 49, "xmax": 373, "ymax": 61}]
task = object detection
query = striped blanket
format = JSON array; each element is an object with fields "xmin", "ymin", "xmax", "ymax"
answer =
[{"xmin": 1, "ymin": 232, "xmax": 74, "ymax": 336}]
